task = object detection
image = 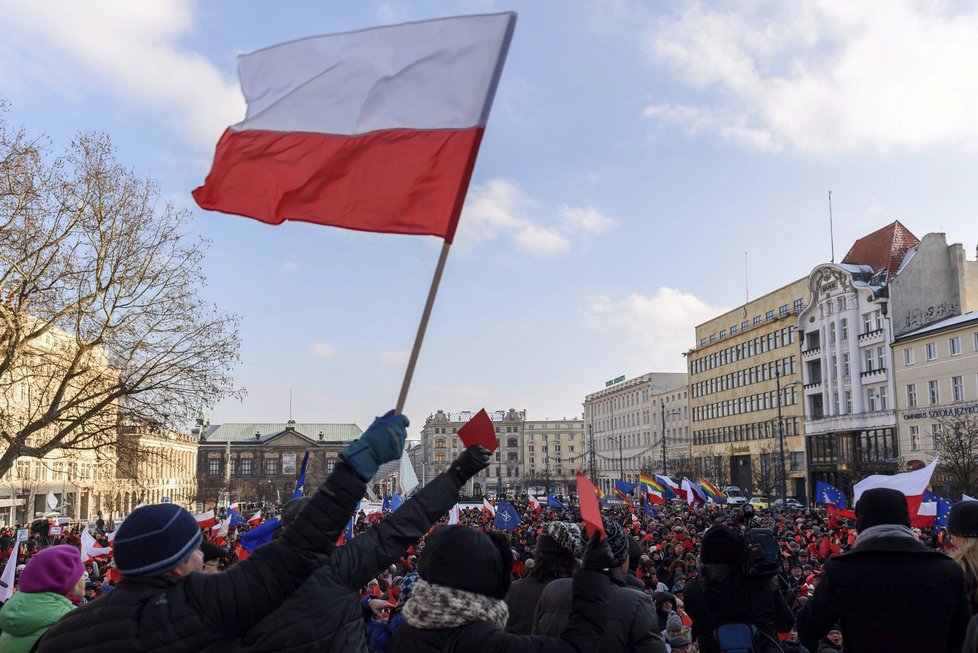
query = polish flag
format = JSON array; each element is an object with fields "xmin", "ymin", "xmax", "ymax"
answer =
[
  {"xmin": 854, "ymin": 457, "xmax": 938, "ymax": 525},
  {"xmin": 528, "ymin": 494, "xmax": 542, "ymax": 513},
  {"xmin": 644, "ymin": 488, "xmax": 666, "ymax": 505},
  {"xmin": 81, "ymin": 529, "xmax": 112, "ymax": 563},
  {"xmin": 195, "ymin": 510, "xmax": 217, "ymax": 529},
  {"xmin": 212, "ymin": 518, "xmax": 230, "ymax": 538},
  {"xmin": 483, "ymin": 498, "xmax": 496, "ymax": 517},
  {"xmin": 193, "ymin": 13, "xmax": 516, "ymax": 242},
  {"xmin": 248, "ymin": 510, "xmax": 263, "ymax": 527},
  {"xmin": 681, "ymin": 477, "xmax": 706, "ymax": 508}
]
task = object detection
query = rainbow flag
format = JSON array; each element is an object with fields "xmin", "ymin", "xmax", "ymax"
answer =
[
  {"xmin": 699, "ymin": 477, "xmax": 727, "ymax": 504},
  {"xmin": 613, "ymin": 486, "xmax": 633, "ymax": 506},
  {"xmin": 595, "ymin": 486, "xmax": 606, "ymax": 501},
  {"xmin": 639, "ymin": 473, "xmax": 667, "ymax": 494}
]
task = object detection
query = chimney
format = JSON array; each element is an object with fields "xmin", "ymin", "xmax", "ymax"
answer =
[
  {"xmin": 319, "ymin": 430, "xmax": 324, "ymax": 441},
  {"xmin": 255, "ymin": 430, "xmax": 261, "ymax": 441}
]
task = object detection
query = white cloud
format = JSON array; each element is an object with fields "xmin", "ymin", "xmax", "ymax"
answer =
[
  {"xmin": 375, "ymin": 350, "xmax": 409, "ymax": 365},
  {"xmin": 643, "ymin": 1, "xmax": 978, "ymax": 154},
  {"xmin": 456, "ymin": 179, "xmax": 614, "ymax": 256},
  {"xmin": 583, "ymin": 288, "xmax": 728, "ymax": 369},
  {"xmin": 0, "ymin": 1, "xmax": 243, "ymax": 150},
  {"xmin": 309, "ymin": 343, "xmax": 337, "ymax": 358}
]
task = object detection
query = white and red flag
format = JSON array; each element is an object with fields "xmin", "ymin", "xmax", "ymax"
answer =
[
  {"xmin": 81, "ymin": 529, "xmax": 112, "ymax": 563},
  {"xmin": 483, "ymin": 498, "xmax": 496, "ymax": 518},
  {"xmin": 195, "ymin": 509, "xmax": 217, "ymax": 530},
  {"xmin": 193, "ymin": 13, "xmax": 516, "ymax": 242},
  {"xmin": 248, "ymin": 510, "xmax": 263, "ymax": 527},
  {"xmin": 528, "ymin": 494, "xmax": 542, "ymax": 513},
  {"xmin": 853, "ymin": 457, "xmax": 938, "ymax": 525}
]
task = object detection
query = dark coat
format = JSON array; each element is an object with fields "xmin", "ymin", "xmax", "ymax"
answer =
[
  {"xmin": 504, "ymin": 577, "xmax": 550, "ymax": 634},
  {"xmin": 533, "ymin": 571, "xmax": 667, "ymax": 653},
  {"xmin": 683, "ymin": 564, "xmax": 794, "ymax": 653},
  {"xmin": 36, "ymin": 463, "xmax": 365, "ymax": 653},
  {"xmin": 797, "ymin": 530, "xmax": 971, "ymax": 653},
  {"xmin": 390, "ymin": 570, "xmax": 610, "ymax": 653},
  {"xmin": 241, "ymin": 471, "xmax": 462, "ymax": 652}
]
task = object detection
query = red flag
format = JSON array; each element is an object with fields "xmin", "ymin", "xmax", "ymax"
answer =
[
  {"xmin": 575, "ymin": 472, "xmax": 606, "ymax": 540},
  {"xmin": 458, "ymin": 409, "xmax": 499, "ymax": 452},
  {"xmin": 825, "ymin": 503, "xmax": 856, "ymax": 520},
  {"xmin": 193, "ymin": 14, "xmax": 516, "ymax": 243}
]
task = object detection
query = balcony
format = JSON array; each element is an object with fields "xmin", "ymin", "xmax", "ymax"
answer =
[
  {"xmin": 858, "ymin": 328, "xmax": 884, "ymax": 345},
  {"xmin": 860, "ymin": 367, "xmax": 887, "ymax": 383},
  {"xmin": 804, "ymin": 380, "xmax": 822, "ymax": 391},
  {"xmin": 804, "ymin": 409, "xmax": 896, "ymax": 435},
  {"xmin": 801, "ymin": 346, "xmax": 821, "ymax": 361}
]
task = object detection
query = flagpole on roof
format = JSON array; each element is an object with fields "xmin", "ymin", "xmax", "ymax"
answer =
[{"xmin": 396, "ymin": 241, "xmax": 451, "ymax": 414}]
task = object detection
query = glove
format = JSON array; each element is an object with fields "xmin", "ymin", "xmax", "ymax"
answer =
[
  {"xmin": 580, "ymin": 531, "xmax": 614, "ymax": 573},
  {"xmin": 340, "ymin": 410, "xmax": 409, "ymax": 481},
  {"xmin": 447, "ymin": 446, "xmax": 491, "ymax": 487}
]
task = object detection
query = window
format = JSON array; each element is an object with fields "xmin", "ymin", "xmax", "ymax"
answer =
[
  {"xmin": 700, "ymin": 338, "xmax": 707, "ymax": 347},
  {"xmin": 779, "ymin": 304, "xmax": 789, "ymax": 316},
  {"xmin": 240, "ymin": 458, "xmax": 253, "ymax": 476},
  {"xmin": 926, "ymin": 342, "xmax": 937, "ymax": 360},
  {"xmin": 730, "ymin": 325, "xmax": 738, "ymax": 335},
  {"xmin": 434, "ymin": 452, "xmax": 446, "ymax": 463},
  {"xmin": 864, "ymin": 349, "xmax": 874, "ymax": 371},
  {"xmin": 842, "ymin": 352, "xmax": 850, "ymax": 376},
  {"xmin": 742, "ymin": 320, "xmax": 749, "ymax": 331},
  {"xmin": 950, "ymin": 337, "xmax": 961, "ymax": 356},
  {"xmin": 844, "ymin": 390, "xmax": 852, "ymax": 413},
  {"xmin": 880, "ymin": 386, "xmax": 888, "ymax": 410},
  {"xmin": 265, "ymin": 458, "xmax": 279, "ymax": 475},
  {"xmin": 829, "ymin": 323, "xmax": 837, "ymax": 343},
  {"xmin": 910, "ymin": 426, "xmax": 920, "ymax": 451},
  {"xmin": 904, "ymin": 348, "xmax": 915, "ymax": 366},
  {"xmin": 841, "ymin": 318, "xmax": 849, "ymax": 340},
  {"xmin": 720, "ymin": 329, "xmax": 727, "ymax": 339},
  {"xmin": 867, "ymin": 388, "xmax": 877, "ymax": 412},
  {"xmin": 208, "ymin": 459, "xmax": 220, "ymax": 476},
  {"xmin": 766, "ymin": 310, "xmax": 775, "ymax": 322},
  {"xmin": 753, "ymin": 316, "xmax": 762, "ymax": 326},
  {"xmin": 953, "ymin": 376, "xmax": 964, "ymax": 402},
  {"xmin": 931, "ymin": 424, "xmax": 940, "ymax": 449},
  {"xmin": 794, "ymin": 298, "xmax": 804, "ymax": 312},
  {"xmin": 929, "ymin": 380, "xmax": 940, "ymax": 405},
  {"xmin": 907, "ymin": 384, "xmax": 917, "ymax": 408},
  {"xmin": 710, "ymin": 334, "xmax": 717, "ymax": 343},
  {"xmin": 877, "ymin": 347, "xmax": 886, "ymax": 371}
]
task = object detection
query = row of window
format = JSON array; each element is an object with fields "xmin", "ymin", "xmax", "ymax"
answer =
[
  {"xmin": 692, "ymin": 328, "xmax": 797, "ymax": 374},
  {"xmin": 693, "ymin": 385, "xmax": 799, "ymax": 422},
  {"xmin": 692, "ymin": 357, "xmax": 797, "ymax": 398},
  {"xmin": 905, "ymin": 375, "xmax": 975, "ymax": 406},
  {"xmin": 698, "ymin": 300, "xmax": 805, "ymax": 347},
  {"xmin": 904, "ymin": 333, "xmax": 978, "ymax": 364},
  {"xmin": 807, "ymin": 429, "xmax": 896, "ymax": 466},
  {"xmin": 908, "ymin": 425, "xmax": 942, "ymax": 451},
  {"xmin": 693, "ymin": 417, "xmax": 802, "ymax": 446}
]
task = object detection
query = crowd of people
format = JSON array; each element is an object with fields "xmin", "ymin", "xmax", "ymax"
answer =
[{"xmin": 0, "ymin": 413, "xmax": 976, "ymax": 651}]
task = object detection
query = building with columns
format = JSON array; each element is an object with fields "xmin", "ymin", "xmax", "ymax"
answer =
[{"xmin": 583, "ymin": 372, "xmax": 688, "ymax": 496}]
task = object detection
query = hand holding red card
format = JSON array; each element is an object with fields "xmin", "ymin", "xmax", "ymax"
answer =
[
  {"xmin": 576, "ymin": 472, "xmax": 606, "ymax": 540},
  {"xmin": 457, "ymin": 408, "xmax": 498, "ymax": 452}
]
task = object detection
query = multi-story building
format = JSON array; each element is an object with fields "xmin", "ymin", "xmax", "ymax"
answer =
[
  {"xmin": 522, "ymin": 418, "xmax": 584, "ymax": 496},
  {"xmin": 420, "ymin": 409, "xmax": 526, "ymax": 496},
  {"xmin": 114, "ymin": 424, "xmax": 199, "ymax": 511},
  {"xmin": 894, "ymin": 311, "xmax": 978, "ymax": 494},
  {"xmin": 583, "ymin": 373, "xmax": 688, "ymax": 496},
  {"xmin": 688, "ymin": 279, "xmax": 808, "ymax": 500},
  {"xmin": 196, "ymin": 420, "xmax": 362, "ymax": 507},
  {"xmin": 800, "ymin": 224, "xmax": 978, "ymax": 496}
]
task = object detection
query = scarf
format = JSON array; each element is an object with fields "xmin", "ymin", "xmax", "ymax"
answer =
[
  {"xmin": 402, "ymin": 579, "xmax": 508, "ymax": 630},
  {"xmin": 855, "ymin": 523, "xmax": 918, "ymax": 546}
]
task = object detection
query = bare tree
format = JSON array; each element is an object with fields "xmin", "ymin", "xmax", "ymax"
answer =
[
  {"xmin": 934, "ymin": 414, "xmax": 978, "ymax": 496},
  {"xmin": 0, "ymin": 114, "xmax": 242, "ymax": 478}
]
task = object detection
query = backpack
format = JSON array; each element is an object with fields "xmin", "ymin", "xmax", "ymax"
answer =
[{"xmin": 714, "ymin": 623, "xmax": 758, "ymax": 653}]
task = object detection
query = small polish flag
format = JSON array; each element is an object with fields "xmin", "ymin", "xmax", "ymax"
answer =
[
  {"xmin": 248, "ymin": 510, "xmax": 263, "ymax": 527},
  {"xmin": 528, "ymin": 494, "xmax": 541, "ymax": 513},
  {"xmin": 195, "ymin": 510, "xmax": 217, "ymax": 529},
  {"xmin": 483, "ymin": 498, "xmax": 496, "ymax": 517}
]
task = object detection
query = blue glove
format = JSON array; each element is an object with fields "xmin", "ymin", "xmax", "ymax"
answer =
[{"xmin": 340, "ymin": 410, "xmax": 409, "ymax": 481}]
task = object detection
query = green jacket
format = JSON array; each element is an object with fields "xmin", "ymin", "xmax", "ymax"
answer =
[{"xmin": 0, "ymin": 591, "xmax": 75, "ymax": 653}]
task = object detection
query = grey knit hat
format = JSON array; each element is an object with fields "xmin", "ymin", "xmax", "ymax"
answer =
[{"xmin": 544, "ymin": 522, "xmax": 585, "ymax": 557}]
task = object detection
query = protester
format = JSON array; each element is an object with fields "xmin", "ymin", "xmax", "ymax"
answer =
[
  {"xmin": 200, "ymin": 541, "xmax": 226, "ymax": 574},
  {"xmin": 0, "ymin": 545, "xmax": 85, "ymax": 652},
  {"xmin": 36, "ymin": 409, "xmax": 410, "ymax": 651},
  {"xmin": 683, "ymin": 524, "xmax": 794, "ymax": 653},
  {"xmin": 241, "ymin": 444, "xmax": 491, "ymax": 651},
  {"xmin": 949, "ymin": 500, "xmax": 978, "ymax": 614},
  {"xmin": 390, "ymin": 524, "xmax": 613, "ymax": 652},
  {"xmin": 370, "ymin": 571, "xmax": 420, "ymax": 653},
  {"xmin": 798, "ymin": 487, "xmax": 970, "ymax": 652},
  {"xmin": 534, "ymin": 518, "xmax": 667, "ymax": 653},
  {"xmin": 504, "ymin": 521, "xmax": 581, "ymax": 634},
  {"xmin": 816, "ymin": 626, "xmax": 843, "ymax": 652}
]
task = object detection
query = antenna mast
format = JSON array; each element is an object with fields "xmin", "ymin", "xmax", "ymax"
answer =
[{"xmin": 829, "ymin": 191, "xmax": 835, "ymax": 263}]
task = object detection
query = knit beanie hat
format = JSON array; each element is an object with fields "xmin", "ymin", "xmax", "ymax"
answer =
[
  {"xmin": 601, "ymin": 518, "xmax": 630, "ymax": 567},
  {"xmin": 701, "ymin": 525, "xmax": 747, "ymax": 565},
  {"xmin": 114, "ymin": 504, "xmax": 202, "ymax": 576},
  {"xmin": 542, "ymin": 522, "xmax": 584, "ymax": 557},
  {"xmin": 420, "ymin": 525, "xmax": 513, "ymax": 599},
  {"xmin": 399, "ymin": 571, "xmax": 420, "ymax": 604},
  {"xmin": 665, "ymin": 612, "xmax": 683, "ymax": 632},
  {"xmin": 855, "ymin": 488, "xmax": 910, "ymax": 532},
  {"xmin": 948, "ymin": 501, "xmax": 978, "ymax": 537},
  {"xmin": 19, "ymin": 545, "xmax": 85, "ymax": 596}
]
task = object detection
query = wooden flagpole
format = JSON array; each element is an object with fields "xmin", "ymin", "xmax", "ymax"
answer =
[{"xmin": 396, "ymin": 241, "xmax": 451, "ymax": 414}]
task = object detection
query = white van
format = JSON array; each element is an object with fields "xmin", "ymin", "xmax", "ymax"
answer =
[{"xmin": 722, "ymin": 486, "xmax": 748, "ymax": 505}]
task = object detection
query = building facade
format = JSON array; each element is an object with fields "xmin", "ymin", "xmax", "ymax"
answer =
[
  {"xmin": 893, "ymin": 312, "xmax": 978, "ymax": 494},
  {"xmin": 196, "ymin": 420, "xmax": 362, "ymax": 508},
  {"xmin": 522, "ymin": 418, "xmax": 584, "ymax": 496},
  {"xmin": 583, "ymin": 372, "xmax": 689, "ymax": 496},
  {"xmin": 688, "ymin": 279, "xmax": 809, "ymax": 500}
]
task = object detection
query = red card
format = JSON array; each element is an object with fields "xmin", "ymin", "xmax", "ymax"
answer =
[
  {"xmin": 457, "ymin": 408, "xmax": 498, "ymax": 452},
  {"xmin": 576, "ymin": 472, "xmax": 606, "ymax": 540}
]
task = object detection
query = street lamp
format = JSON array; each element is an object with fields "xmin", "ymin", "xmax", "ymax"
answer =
[
  {"xmin": 659, "ymin": 398, "xmax": 683, "ymax": 478},
  {"xmin": 774, "ymin": 366, "xmax": 803, "ymax": 507}
]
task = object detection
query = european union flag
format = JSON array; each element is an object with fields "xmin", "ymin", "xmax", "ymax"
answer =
[
  {"xmin": 643, "ymin": 501, "xmax": 657, "ymax": 518},
  {"xmin": 291, "ymin": 451, "xmax": 310, "ymax": 500},
  {"xmin": 239, "ymin": 517, "xmax": 281, "ymax": 552},
  {"xmin": 924, "ymin": 491, "xmax": 953, "ymax": 528},
  {"xmin": 228, "ymin": 508, "xmax": 248, "ymax": 527},
  {"xmin": 547, "ymin": 495, "xmax": 566, "ymax": 509},
  {"xmin": 615, "ymin": 480, "xmax": 637, "ymax": 494},
  {"xmin": 343, "ymin": 501, "xmax": 360, "ymax": 542},
  {"xmin": 391, "ymin": 492, "xmax": 404, "ymax": 511},
  {"xmin": 815, "ymin": 481, "xmax": 848, "ymax": 509},
  {"xmin": 494, "ymin": 501, "xmax": 521, "ymax": 531}
]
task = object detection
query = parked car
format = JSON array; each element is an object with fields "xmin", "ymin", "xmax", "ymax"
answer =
[
  {"xmin": 722, "ymin": 486, "xmax": 748, "ymax": 505},
  {"xmin": 773, "ymin": 497, "xmax": 804, "ymax": 510},
  {"xmin": 748, "ymin": 495, "xmax": 770, "ymax": 509}
]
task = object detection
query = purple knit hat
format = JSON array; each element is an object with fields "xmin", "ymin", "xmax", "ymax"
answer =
[{"xmin": 19, "ymin": 545, "xmax": 85, "ymax": 596}]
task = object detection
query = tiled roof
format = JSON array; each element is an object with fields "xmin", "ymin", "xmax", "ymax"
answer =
[
  {"xmin": 842, "ymin": 220, "xmax": 919, "ymax": 283},
  {"xmin": 202, "ymin": 422, "xmax": 362, "ymax": 443}
]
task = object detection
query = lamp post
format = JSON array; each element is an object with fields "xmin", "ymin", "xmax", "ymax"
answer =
[
  {"xmin": 775, "ymin": 366, "xmax": 787, "ymax": 507},
  {"xmin": 659, "ymin": 398, "xmax": 683, "ymax": 478}
]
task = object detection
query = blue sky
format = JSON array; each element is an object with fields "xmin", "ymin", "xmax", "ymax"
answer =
[{"xmin": 3, "ymin": 1, "xmax": 978, "ymax": 438}]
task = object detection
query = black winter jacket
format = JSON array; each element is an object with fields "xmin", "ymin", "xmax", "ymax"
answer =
[
  {"xmin": 504, "ymin": 577, "xmax": 550, "ymax": 634},
  {"xmin": 683, "ymin": 564, "xmax": 794, "ymax": 653},
  {"xmin": 533, "ymin": 571, "xmax": 667, "ymax": 653},
  {"xmin": 241, "ymin": 471, "xmax": 462, "ymax": 652},
  {"xmin": 797, "ymin": 528, "xmax": 971, "ymax": 653},
  {"xmin": 36, "ymin": 462, "xmax": 364, "ymax": 653},
  {"xmin": 390, "ymin": 569, "xmax": 611, "ymax": 653}
]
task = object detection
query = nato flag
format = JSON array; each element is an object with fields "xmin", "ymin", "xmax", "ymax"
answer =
[{"xmin": 494, "ymin": 501, "xmax": 521, "ymax": 531}]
